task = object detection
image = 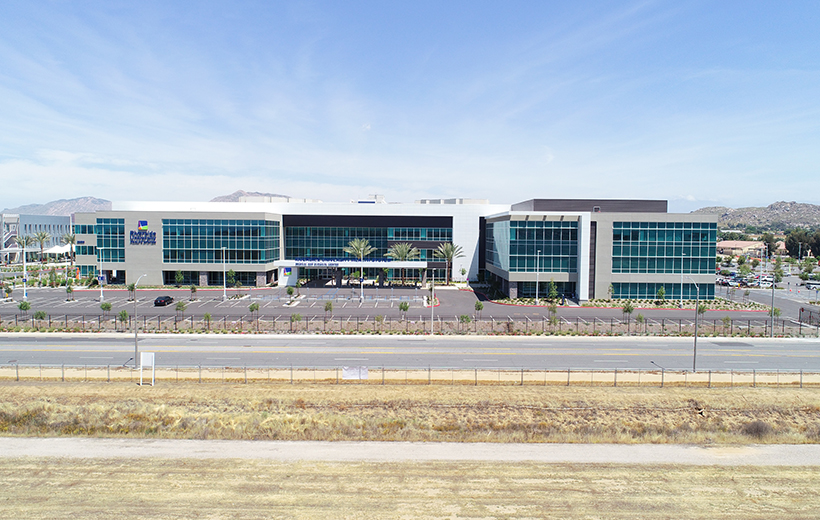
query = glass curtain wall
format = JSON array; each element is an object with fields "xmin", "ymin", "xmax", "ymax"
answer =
[{"xmin": 162, "ymin": 219, "xmax": 279, "ymax": 264}]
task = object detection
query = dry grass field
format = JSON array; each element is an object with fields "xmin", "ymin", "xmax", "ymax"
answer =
[
  {"xmin": 2, "ymin": 458, "xmax": 819, "ymax": 519},
  {"xmin": 2, "ymin": 382, "xmax": 820, "ymax": 444}
]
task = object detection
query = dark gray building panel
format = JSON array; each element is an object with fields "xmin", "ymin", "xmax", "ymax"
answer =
[{"xmin": 512, "ymin": 199, "xmax": 668, "ymax": 213}]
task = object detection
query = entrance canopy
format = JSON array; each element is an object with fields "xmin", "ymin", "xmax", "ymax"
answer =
[{"xmin": 274, "ymin": 259, "xmax": 427, "ymax": 269}]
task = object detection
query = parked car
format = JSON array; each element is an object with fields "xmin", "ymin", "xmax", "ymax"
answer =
[{"xmin": 154, "ymin": 295, "xmax": 174, "ymax": 306}]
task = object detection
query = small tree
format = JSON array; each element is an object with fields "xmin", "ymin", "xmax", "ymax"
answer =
[
  {"xmin": 773, "ymin": 307, "xmax": 782, "ymax": 318},
  {"xmin": 249, "ymin": 302, "xmax": 260, "ymax": 317},
  {"xmin": 34, "ymin": 310, "xmax": 47, "ymax": 326},
  {"xmin": 635, "ymin": 313, "xmax": 645, "ymax": 333},
  {"xmin": 100, "ymin": 302, "xmax": 112, "ymax": 316},
  {"xmin": 548, "ymin": 302, "xmax": 558, "ymax": 328},
  {"xmin": 48, "ymin": 268, "xmax": 57, "ymax": 288},
  {"xmin": 475, "ymin": 301, "xmax": 484, "ymax": 320},
  {"xmin": 118, "ymin": 310, "xmax": 129, "ymax": 331},
  {"xmin": 65, "ymin": 284, "xmax": 74, "ymax": 301},
  {"xmin": 286, "ymin": 286, "xmax": 295, "ymax": 303},
  {"xmin": 399, "ymin": 301, "xmax": 409, "ymax": 319},
  {"xmin": 751, "ymin": 259, "xmax": 760, "ymax": 269},
  {"xmin": 656, "ymin": 286, "xmax": 666, "ymax": 302},
  {"xmin": 226, "ymin": 269, "xmax": 236, "ymax": 287},
  {"xmin": 622, "ymin": 301, "xmax": 635, "ymax": 333},
  {"xmin": 203, "ymin": 312, "xmax": 212, "ymax": 331},
  {"xmin": 175, "ymin": 301, "xmax": 187, "ymax": 318},
  {"xmin": 460, "ymin": 267, "xmax": 467, "ymax": 281},
  {"xmin": 290, "ymin": 313, "xmax": 302, "ymax": 332},
  {"xmin": 722, "ymin": 315, "xmax": 732, "ymax": 333},
  {"xmin": 18, "ymin": 301, "xmax": 31, "ymax": 315},
  {"xmin": 607, "ymin": 284, "xmax": 614, "ymax": 300},
  {"xmin": 175, "ymin": 270, "xmax": 184, "ymax": 287},
  {"xmin": 127, "ymin": 283, "xmax": 136, "ymax": 301},
  {"xmin": 4, "ymin": 284, "xmax": 13, "ymax": 300},
  {"xmin": 324, "ymin": 301, "xmax": 333, "ymax": 319},
  {"xmin": 190, "ymin": 285, "xmax": 197, "ymax": 301},
  {"xmin": 548, "ymin": 279, "xmax": 558, "ymax": 301}
]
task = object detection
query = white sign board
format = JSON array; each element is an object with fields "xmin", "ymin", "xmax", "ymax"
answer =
[
  {"xmin": 139, "ymin": 352, "xmax": 155, "ymax": 386},
  {"xmin": 342, "ymin": 366, "xmax": 368, "ymax": 380}
]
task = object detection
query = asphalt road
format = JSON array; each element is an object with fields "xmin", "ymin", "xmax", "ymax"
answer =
[{"xmin": 2, "ymin": 334, "xmax": 819, "ymax": 371}]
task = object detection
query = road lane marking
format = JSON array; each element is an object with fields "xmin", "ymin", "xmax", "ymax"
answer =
[
  {"xmin": 206, "ymin": 357, "xmax": 241, "ymax": 360},
  {"xmin": 335, "ymin": 358, "xmax": 369, "ymax": 361},
  {"xmin": 463, "ymin": 359, "xmax": 497, "ymax": 362},
  {"xmin": 723, "ymin": 361, "xmax": 759, "ymax": 364}
]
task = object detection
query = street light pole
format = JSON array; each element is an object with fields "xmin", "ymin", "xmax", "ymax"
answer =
[
  {"xmin": 686, "ymin": 276, "xmax": 700, "ymax": 372},
  {"xmin": 98, "ymin": 257, "xmax": 104, "ymax": 302},
  {"xmin": 21, "ymin": 241, "xmax": 27, "ymax": 301},
  {"xmin": 535, "ymin": 249, "xmax": 541, "ymax": 305},
  {"xmin": 134, "ymin": 273, "xmax": 146, "ymax": 369},
  {"xmin": 222, "ymin": 246, "xmax": 227, "ymax": 301},
  {"xmin": 430, "ymin": 269, "xmax": 435, "ymax": 335}
]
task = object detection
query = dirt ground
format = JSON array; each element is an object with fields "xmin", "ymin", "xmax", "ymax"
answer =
[{"xmin": 2, "ymin": 458, "xmax": 818, "ymax": 519}]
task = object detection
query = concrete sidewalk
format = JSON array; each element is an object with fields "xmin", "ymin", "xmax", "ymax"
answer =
[{"xmin": 3, "ymin": 438, "xmax": 819, "ymax": 466}]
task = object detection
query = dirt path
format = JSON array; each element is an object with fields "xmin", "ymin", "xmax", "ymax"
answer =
[{"xmin": 3, "ymin": 438, "xmax": 819, "ymax": 465}]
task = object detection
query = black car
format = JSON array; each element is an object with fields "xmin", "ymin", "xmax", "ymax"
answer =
[{"xmin": 154, "ymin": 296, "xmax": 174, "ymax": 306}]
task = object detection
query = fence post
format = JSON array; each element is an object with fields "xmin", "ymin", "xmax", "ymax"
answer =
[
  {"xmin": 336, "ymin": 367, "xmax": 339, "ymax": 384},
  {"xmin": 428, "ymin": 366, "xmax": 431, "ymax": 385},
  {"xmin": 708, "ymin": 370, "xmax": 711, "ymax": 388},
  {"xmin": 290, "ymin": 365, "xmax": 293, "ymax": 384},
  {"xmin": 520, "ymin": 368, "xmax": 523, "ymax": 386},
  {"xmin": 15, "ymin": 363, "xmax": 19, "ymax": 382},
  {"xmin": 245, "ymin": 366, "xmax": 248, "ymax": 384},
  {"xmin": 800, "ymin": 370, "xmax": 803, "ymax": 388},
  {"xmin": 198, "ymin": 364, "xmax": 202, "ymax": 383},
  {"xmin": 753, "ymin": 369, "xmax": 756, "ymax": 388},
  {"xmin": 61, "ymin": 363, "xmax": 64, "ymax": 382},
  {"xmin": 567, "ymin": 368, "xmax": 570, "ymax": 386},
  {"xmin": 107, "ymin": 364, "xmax": 110, "ymax": 383},
  {"xmin": 660, "ymin": 368, "xmax": 664, "ymax": 388},
  {"xmin": 614, "ymin": 368, "xmax": 617, "ymax": 387},
  {"xmin": 475, "ymin": 368, "xmax": 477, "ymax": 386}
]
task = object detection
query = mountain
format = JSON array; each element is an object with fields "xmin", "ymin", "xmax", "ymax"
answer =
[
  {"xmin": 210, "ymin": 190, "xmax": 291, "ymax": 202},
  {"xmin": 2, "ymin": 197, "xmax": 111, "ymax": 216},
  {"xmin": 692, "ymin": 201, "xmax": 820, "ymax": 231}
]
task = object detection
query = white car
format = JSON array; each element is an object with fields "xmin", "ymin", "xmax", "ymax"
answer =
[{"xmin": 806, "ymin": 281, "xmax": 820, "ymax": 291}]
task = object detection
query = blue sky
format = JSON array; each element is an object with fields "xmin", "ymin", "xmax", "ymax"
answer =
[{"xmin": 1, "ymin": 1, "xmax": 819, "ymax": 212}]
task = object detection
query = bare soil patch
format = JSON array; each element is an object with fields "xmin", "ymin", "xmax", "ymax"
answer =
[{"xmin": 2, "ymin": 458, "xmax": 819, "ymax": 519}]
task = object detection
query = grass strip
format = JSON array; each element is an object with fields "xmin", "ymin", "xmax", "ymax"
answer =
[{"xmin": 2, "ymin": 382, "xmax": 820, "ymax": 444}]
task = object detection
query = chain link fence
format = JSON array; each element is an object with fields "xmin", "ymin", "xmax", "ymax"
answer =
[{"xmin": 1, "ymin": 363, "xmax": 817, "ymax": 388}]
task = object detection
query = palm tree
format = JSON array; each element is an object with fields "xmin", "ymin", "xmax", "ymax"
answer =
[
  {"xmin": 433, "ymin": 242, "xmax": 464, "ymax": 285},
  {"xmin": 33, "ymin": 231, "xmax": 51, "ymax": 263},
  {"xmin": 384, "ymin": 242, "xmax": 420, "ymax": 285},
  {"xmin": 14, "ymin": 235, "xmax": 33, "ymax": 263},
  {"xmin": 62, "ymin": 233, "xmax": 76, "ymax": 266},
  {"xmin": 344, "ymin": 238, "xmax": 376, "ymax": 302}
]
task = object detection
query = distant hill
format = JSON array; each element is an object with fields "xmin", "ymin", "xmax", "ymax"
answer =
[
  {"xmin": 692, "ymin": 201, "xmax": 820, "ymax": 231},
  {"xmin": 210, "ymin": 190, "xmax": 291, "ymax": 202},
  {"xmin": 2, "ymin": 197, "xmax": 111, "ymax": 216}
]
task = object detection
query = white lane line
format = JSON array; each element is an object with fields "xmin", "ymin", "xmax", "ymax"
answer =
[
  {"xmin": 593, "ymin": 359, "xmax": 628, "ymax": 363},
  {"xmin": 335, "ymin": 358, "xmax": 369, "ymax": 361},
  {"xmin": 724, "ymin": 361, "xmax": 759, "ymax": 364},
  {"xmin": 206, "ymin": 357, "xmax": 241, "ymax": 360},
  {"xmin": 463, "ymin": 359, "xmax": 498, "ymax": 362}
]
